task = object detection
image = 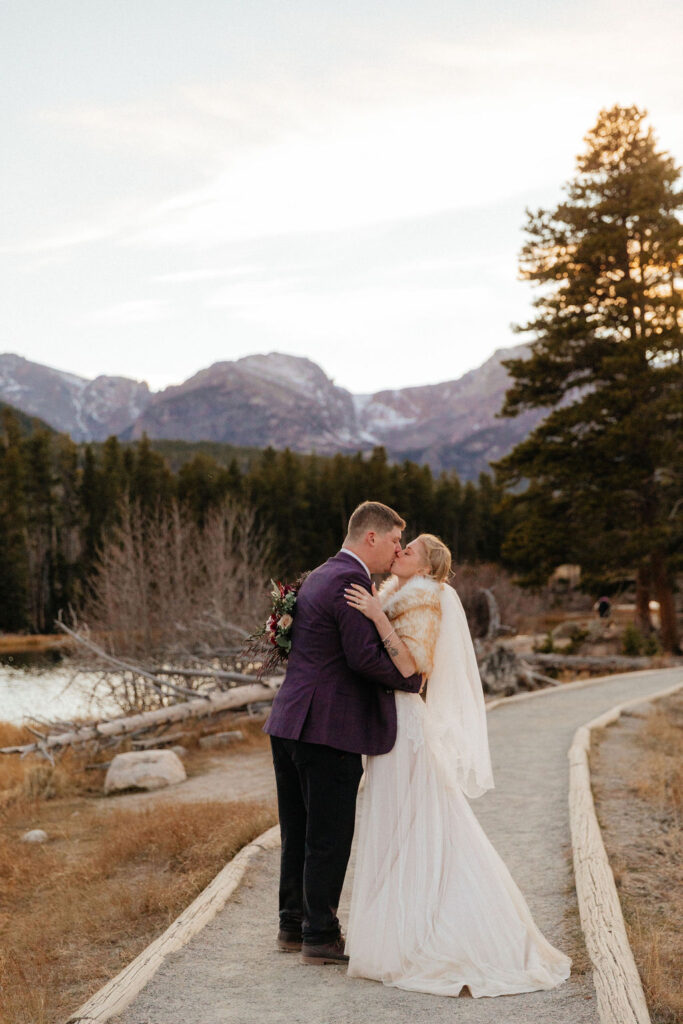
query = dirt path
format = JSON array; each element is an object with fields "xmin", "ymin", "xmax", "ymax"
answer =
[{"xmin": 111, "ymin": 667, "xmax": 682, "ymax": 1024}]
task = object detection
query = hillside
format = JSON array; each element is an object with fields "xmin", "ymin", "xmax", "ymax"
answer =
[{"xmin": 0, "ymin": 347, "xmax": 544, "ymax": 479}]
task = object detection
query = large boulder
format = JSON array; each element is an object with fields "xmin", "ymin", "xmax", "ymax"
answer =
[{"xmin": 104, "ymin": 750, "xmax": 186, "ymax": 795}]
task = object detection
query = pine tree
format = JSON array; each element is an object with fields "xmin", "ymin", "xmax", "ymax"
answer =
[
  {"xmin": 0, "ymin": 409, "xmax": 29, "ymax": 630},
  {"xmin": 458, "ymin": 481, "xmax": 481, "ymax": 562},
  {"xmin": 23, "ymin": 429, "xmax": 56, "ymax": 631},
  {"xmin": 52, "ymin": 434, "xmax": 82, "ymax": 611},
  {"xmin": 497, "ymin": 106, "xmax": 683, "ymax": 651},
  {"xmin": 434, "ymin": 471, "xmax": 463, "ymax": 558},
  {"xmin": 130, "ymin": 434, "xmax": 175, "ymax": 513}
]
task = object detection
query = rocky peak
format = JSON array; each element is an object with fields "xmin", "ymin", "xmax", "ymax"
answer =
[
  {"xmin": 0, "ymin": 353, "xmax": 150, "ymax": 441},
  {"xmin": 0, "ymin": 346, "xmax": 542, "ymax": 478}
]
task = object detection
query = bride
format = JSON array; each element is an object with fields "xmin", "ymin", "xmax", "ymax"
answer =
[{"xmin": 343, "ymin": 534, "xmax": 571, "ymax": 998}]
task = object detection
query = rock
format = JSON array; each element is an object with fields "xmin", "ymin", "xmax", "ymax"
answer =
[
  {"xmin": 169, "ymin": 745, "xmax": 188, "ymax": 758},
  {"xmin": 22, "ymin": 829, "xmax": 48, "ymax": 843},
  {"xmin": 104, "ymin": 750, "xmax": 186, "ymax": 795},
  {"xmin": 198, "ymin": 730, "xmax": 244, "ymax": 749}
]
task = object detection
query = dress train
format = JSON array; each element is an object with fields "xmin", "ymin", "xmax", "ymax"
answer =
[{"xmin": 346, "ymin": 692, "xmax": 571, "ymax": 998}]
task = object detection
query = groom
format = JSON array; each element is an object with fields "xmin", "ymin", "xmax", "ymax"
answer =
[{"xmin": 265, "ymin": 501, "xmax": 423, "ymax": 965}]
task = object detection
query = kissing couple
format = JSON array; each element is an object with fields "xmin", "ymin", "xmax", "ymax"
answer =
[{"xmin": 264, "ymin": 501, "xmax": 570, "ymax": 998}]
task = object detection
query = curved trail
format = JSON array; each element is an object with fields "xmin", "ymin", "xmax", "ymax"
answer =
[{"xmin": 111, "ymin": 667, "xmax": 681, "ymax": 1024}]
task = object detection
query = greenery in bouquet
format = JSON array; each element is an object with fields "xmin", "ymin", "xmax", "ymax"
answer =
[{"xmin": 246, "ymin": 574, "xmax": 308, "ymax": 677}]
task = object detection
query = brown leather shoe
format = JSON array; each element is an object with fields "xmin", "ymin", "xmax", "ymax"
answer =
[
  {"xmin": 277, "ymin": 929, "xmax": 302, "ymax": 952},
  {"xmin": 300, "ymin": 936, "xmax": 349, "ymax": 965}
]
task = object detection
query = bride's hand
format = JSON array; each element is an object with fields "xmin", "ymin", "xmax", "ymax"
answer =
[{"xmin": 344, "ymin": 583, "xmax": 383, "ymax": 622}]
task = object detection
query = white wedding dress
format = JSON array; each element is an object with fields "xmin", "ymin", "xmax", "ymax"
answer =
[{"xmin": 346, "ymin": 582, "xmax": 571, "ymax": 998}]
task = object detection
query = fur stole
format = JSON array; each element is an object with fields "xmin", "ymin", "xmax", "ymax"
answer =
[{"xmin": 378, "ymin": 575, "xmax": 442, "ymax": 676}]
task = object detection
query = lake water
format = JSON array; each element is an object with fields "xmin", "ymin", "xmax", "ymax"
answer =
[{"xmin": 0, "ymin": 661, "xmax": 119, "ymax": 725}]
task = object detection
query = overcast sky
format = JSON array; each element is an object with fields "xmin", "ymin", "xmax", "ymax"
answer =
[{"xmin": 2, "ymin": 0, "xmax": 682, "ymax": 394}]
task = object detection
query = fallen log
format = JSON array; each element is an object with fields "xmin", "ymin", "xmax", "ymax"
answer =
[
  {"xmin": 524, "ymin": 653, "xmax": 651, "ymax": 671},
  {"xmin": 0, "ymin": 682, "xmax": 278, "ymax": 758},
  {"xmin": 131, "ymin": 731, "xmax": 190, "ymax": 750},
  {"xmin": 127, "ymin": 666, "xmax": 257, "ymax": 685}
]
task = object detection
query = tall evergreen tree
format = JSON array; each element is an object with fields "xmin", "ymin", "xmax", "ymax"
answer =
[
  {"xmin": 0, "ymin": 409, "xmax": 29, "ymax": 629},
  {"xmin": 497, "ymin": 106, "xmax": 682, "ymax": 650},
  {"xmin": 130, "ymin": 434, "xmax": 175, "ymax": 513},
  {"xmin": 23, "ymin": 429, "xmax": 56, "ymax": 631}
]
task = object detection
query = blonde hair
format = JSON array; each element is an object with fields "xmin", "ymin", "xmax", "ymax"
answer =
[
  {"xmin": 415, "ymin": 533, "xmax": 452, "ymax": 583},
  {"xmin": 346, "ymin": 501, "xmax": 406, "ymax": 540}
]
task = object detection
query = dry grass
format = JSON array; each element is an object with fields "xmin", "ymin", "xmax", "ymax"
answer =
[
  {"xmin": 0, "ymin": 710, "xmax": 275, "ymax": 1023},
  {"xmin": 0, "ymin": 711, "xmax": 271, "ymax": 811},
  {"xmin": 633, "ymin": 704, "xmax": 683, "ymax": 815},
  {"xmin": 0, "ymin": 635, "xmax": 70, "ymax": 653},
  {"xmin": 0, "ymin": 797, "xmax": 276, "ymax": 1023},
  {"xmin": 591, "ymin": 694, "xmax": 683, "ymax": 1024},
  {"xmin": 0, "ymin": 726, "xmax": 114, "ymax": 813}
]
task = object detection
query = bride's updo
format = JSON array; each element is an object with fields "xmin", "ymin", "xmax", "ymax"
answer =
[{"xmin": 416, "ymin": 533, "xmax": 452, "ymax": 583}]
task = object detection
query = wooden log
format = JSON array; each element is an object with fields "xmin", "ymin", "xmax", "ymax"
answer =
[
  {"xmin": 0, "ymin": 683, "xmax": 277, "ymax": 757},
  {"xmin": 123, "ymin": 666, "xmax": 261, "ymax": 685},
  {"xmin": 525, "ymin": 652, "xmax": 651, "ymax": 671},
  {"xmin": 131, "ymin": 731, "xmax": 189, "ymax": 750}
]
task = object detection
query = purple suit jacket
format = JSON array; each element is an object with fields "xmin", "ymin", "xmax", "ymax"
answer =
[{"xmin": 264, "ymin": 551, "xmax": 422, "ymax": 755}]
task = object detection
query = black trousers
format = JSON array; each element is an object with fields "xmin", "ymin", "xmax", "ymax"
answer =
[{"xmin": 270, "ymin": 735, "xmax": 364, "ymax": 945}]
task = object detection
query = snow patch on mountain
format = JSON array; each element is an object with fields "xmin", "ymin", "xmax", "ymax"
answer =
[{"xmin": 0, "ymin": 345, "xmax": 539, "ymax": 478}]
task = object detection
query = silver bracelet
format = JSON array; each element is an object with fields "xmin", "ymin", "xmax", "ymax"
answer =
[{"xmin": 381, "ymin": 629, "xmax": 396, "ymax": 645}]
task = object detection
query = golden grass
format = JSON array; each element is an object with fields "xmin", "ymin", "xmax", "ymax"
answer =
[
  {"xmin": 633, "ymin": 704, "xmax": 683, "ymax": 815},
  {"xmin": 626, "ymin": 698, "xmax": 683, "ymax": 1024},
  {"xmin": 0, "ymin": 710, "xmax": 275, "ymax": 1023},
  {"xmin": 592, "ymin": 694, "xmax": 682, "ymax": 1024},
  {"xmin": 0, "ymin": 634, "xmax": 71, "ymax": 653},
  {"xmin": 0, "ymin": 798, "xmax": 276, "ymax": 1024},
  {"xmin": 0, "ymin": 724, "xmax": 120, "ymax": 813},
  {"xmin": 0, "ymin": 711, "xmax": 270, "ymax": 810}
]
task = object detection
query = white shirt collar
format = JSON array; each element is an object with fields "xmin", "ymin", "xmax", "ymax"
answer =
[{"xmin": 339, "ymin": 547, "xmax": 371, "ymax": 578}]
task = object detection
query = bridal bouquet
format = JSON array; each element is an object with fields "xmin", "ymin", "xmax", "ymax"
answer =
[{"xmin": 246, "ymin": 574, "xmax": 308, "ymax": 677}]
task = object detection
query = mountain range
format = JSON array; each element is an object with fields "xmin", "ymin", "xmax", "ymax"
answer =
[{"xmin": 0, "ymin": 348, "xmax": 544, "ymax": 479}]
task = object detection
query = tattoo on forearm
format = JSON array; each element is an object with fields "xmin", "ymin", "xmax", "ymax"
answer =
[{"xmin": 386, "ymin": 643, "xmax": 400, "ymax": 658}]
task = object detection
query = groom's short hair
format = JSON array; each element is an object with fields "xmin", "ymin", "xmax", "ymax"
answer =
[{"xmin": 346, "ymin": 501, "xmax": 405, "ymax": 540}]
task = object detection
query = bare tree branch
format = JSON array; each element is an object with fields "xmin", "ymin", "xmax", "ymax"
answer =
[{"xmin": 56, "ymin": 618, "xmax": 204, "ymax": 701}]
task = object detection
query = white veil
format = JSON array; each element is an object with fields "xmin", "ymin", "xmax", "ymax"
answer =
[{"xmin": 423, "ymin": 584, "xmax": 494, "ymax": 799}]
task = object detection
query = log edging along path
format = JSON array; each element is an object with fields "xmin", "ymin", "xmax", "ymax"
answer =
[
  {"xmin": 65, "ymin": 667, "xmax": 683, "ymax": 1024},
  {"xmin": 567, "ymin": 678, "xmax": 683, "ymax": 1024}
]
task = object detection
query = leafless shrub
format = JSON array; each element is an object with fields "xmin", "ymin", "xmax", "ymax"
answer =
[
  {"xmin": 452, "ymin": 563, "xmax": 547, "ymax": 637},
  {"xmin": 84, "ymin": 497, "xmax": 270, "ymax": 657},
  {"xmin": 67, "ymin": 498, "xmax": 272, "ymax": 712}
]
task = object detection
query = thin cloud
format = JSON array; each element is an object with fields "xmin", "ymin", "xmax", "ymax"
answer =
[
  {"xmin": 151, "ymin": 265, "xmax": 262, "ymax": 284},
  {"xmin": 77, "ymin": 300, "xmax": 172, "ymax": 328}
]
